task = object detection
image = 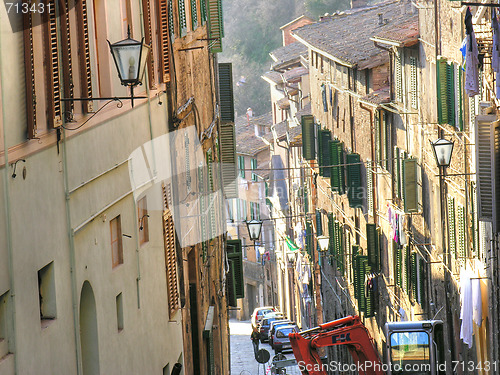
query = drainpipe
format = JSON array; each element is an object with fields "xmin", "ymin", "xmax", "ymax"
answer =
[
  {"xmin": 359, "ymin": 102, "xmax": 378, "ymax": 225},
  {"xmin": 61, "ymin": 129, "xmax": 83, "ymax": 375},
  {"xmin": 0, "ymin": 37, "xmax": 18, "ymax": 375}
]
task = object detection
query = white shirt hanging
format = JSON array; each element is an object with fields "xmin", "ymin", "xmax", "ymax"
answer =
[{"xmin": 465, "ymin": 31, "xmax": 480, "ymax": 97}]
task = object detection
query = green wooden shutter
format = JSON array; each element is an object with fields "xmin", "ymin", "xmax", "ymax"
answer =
[
  {"xmin": 338, "ymin": 224, "xmax": 345, "ymax": 274},
  {"xmin": 200, "ymin": 0, "xmax": 207, "ymax": 24},
  {"xmin": 305, "ymin": 221, "xmax": 312, "ymax": 256},
  {"xmin": 375, "ymin": 112, "xmax": 381, "ymax": 164},
  {"xmin": 446, "ymin": 62, "xmax": 456, "ymax": 127},
  {"xmin": 357, "ymin": 255, "xmax": 368, "ymax": 312},
  {"xmin": 403, "ymin": 158, "xmax": 418, "ymax": 213},
  {"xmin": 318, "ymin": 130, "xmax": 332, "ymax": 177},
  {"xmin": 456, "ymin": 65, "xmax": 463, "ymax": 131},
  {"xmin": 447, "ymin": 197, "xmax": 457, "ymax": 260},
  {"xmin": 352, "ymin": 245, "xmax": 360, "ymax": 294},
  {"xmin": 330, "ymin": 140, "xmax": 345, "ymax": 194},
  {"xmin": 207, "ymin": 0, "xmax": 223, "ymax": 52},
  {"xmin": 315, "ymin": 210, "xmax": 323, "ymax": 236},
  {"xmin": 227, "ymin": 240, "xmax": 244, "ymax": 298},
  {"xmin": 206, "ymin": 150, "xmax": 216, "ymax": 240},
  {"xmin": 328, "ymin": 214, "xmax": 335, "ymax": 259},
  {"xmin": 457, "ymin": 204, "xmax": 466, "ymax": 266},
  {"xmin": 366, "ymin": 160, "xmax": 374, "ymax": 216},
  {"xmin": 178, "ymin": 0, "xmax": 187, "ymax": 35},
  {"xmin": 190, "ymin": 0, "xmax": 198, "ymax": 29},
  {"xmin": 366, "ymin": 223, "xmax": 379, "ymax": 272},
  {"xmin": 395, "ymin": 51, "xmax": 403, "ymax": 102},
  {"xmin": 403, "ymin": 245, "xmax": 410, "ymax": 294},
  {"xmin": 218, "ymin": 63, "xmax": 234, "ymax": 123},
  {"xmin": 346, "ymin": 153, "xmax": 363, "ymax": 208},
  {"xmin": 365, "ymin": 264, "xmax": 375, "ymax": 317},
  {"xmin": 394, "ymin": 242, "xmax": 402, "ymax": 288},
  {"xmin": 410, "ymin": 56, "xmax": 418, "ymax": 109},
  {"xmin": 168, "ymin": 0, "xmax": 175, "ymax": 38},
  {"xmin": 220, "ymin": 122, "xmax": 238, "ymax": 198},
  {"xmin": 302, "ymin": 115, "xmax": 316, "ymax": 160},
  {"xmin": 251, "ymin": 158, "xmax": 258, "ymax": 181},
  {"xmin": 198, "ymin": 166, "xmax": 208, "ymax": 260},
  {"xmin": 437, "ymin": 58, "xmax": 449, "ymax": 125},
  {"xmin": 411, "ymin": 252, "xmax": 417, "ymax": 300},
  {"xmin": 394, "ymin": 146, "xmax": 401, "ymax": 199},
  {"xmin": 418, "ymin": 258, "xmax": 425, "ymax": 304}
]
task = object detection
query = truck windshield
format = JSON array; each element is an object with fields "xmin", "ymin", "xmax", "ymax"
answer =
[{"xmin": 390, "ymin": 331, "xmax": 431, "ymax": 375}]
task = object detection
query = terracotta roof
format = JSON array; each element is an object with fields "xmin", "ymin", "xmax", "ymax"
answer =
[
  {"xmin": 371, "ymin": 15, "xmax": 419, "ymax": 47},
  {"xmin": 262, "ymin": 70, "xmax": 283, "ymax": 84},
  {"xmin": 359, "ymin": 86, "xmax": 391, "ymax": 105},
  {"xmin": 270, "ymin": 42, "xmax": 308, "ymax": 70},
  {"xmin": 282, "ymin": 66, "xmax": 309, "ymax": 82},
  {"xmin": 235, "ymin": 113, "xmax": 272, "ymax": 155},
  {"xmin": 292, "ymin": 1, "xmax": 416, "ymax": 69}
]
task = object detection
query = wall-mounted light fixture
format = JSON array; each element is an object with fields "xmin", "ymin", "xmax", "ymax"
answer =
[
  {"xmin": 62, "ymin": 26, "xmax": 150, "ymax": 110},
  {"xmin": 139, "ymin": 214, "xmax": 149, "ymax": 231},
  {"xmin": 11, "ymin": 159, "xmax": 26, "ymax": 178}
]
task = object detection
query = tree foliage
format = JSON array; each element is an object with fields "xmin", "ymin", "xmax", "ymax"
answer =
[{"xmin": 220, "ymin": 0, "xmax": 350, "ymax": 117}]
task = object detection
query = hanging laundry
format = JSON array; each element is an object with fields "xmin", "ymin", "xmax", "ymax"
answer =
[
  {"xmin": 399, "ymin": 215, "xmax": 407, "ymax": 246},
  {"xmin": 329, "ymin": 85, "xmax": 333, "ymax": 106},
  {"xmin": 464, "ymin": 8, "xmax": 480, "ymax": 97},
  {"xmin": 460, "ymin": 267, "xmax": 474, "ymax": 348},
  {"xmin": 393, "ymin": 213, "xmax": 399, "ymax": 244},
  {"xmin": 472, "ymin": 275, "xmax": 482, "ymax": 326}
]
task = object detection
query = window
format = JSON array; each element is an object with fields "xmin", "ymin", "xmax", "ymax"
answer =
[
  {"xmin": 207, "ymin": 0, "xmax": 224, "ymax": 52},
  {"xmin": 366, "ymin": 161, "xmax": 374, "ymax": 217},
  {"xmin": 138, "ymin": 197, "xmax": 149, "ymax": 245},
  {"xmin": 157, "ymin": 0, "xmax": 173, "ymax": 82},
  {"xmin": 251, "ymin": 158, "xmax": 258, "ymax": 181},
  {"xmin": 110, "ymin": 216, "xmax": 123, "ymax": 268},
  {"xmin": 409, "ymin": 56, "xmax": 418, "ymax": 108},
  {"xmin": 346, "ymin": 153, "xmax": 363, "ymax": 208},
  {"xmin": 301, "ymin": 115, "xmax": 316, "ymax": 161},
  {"xmin": 411, "ymin": 252, "xmax": 425, "ymax": 304},
  {"xmin": 0, "ymin": 291, "xmax": 9, "ymax": 357},
  {"xmin": 116, "ymin": 293, "xmax": 124, "ymax": 331},
  {"xmin": 238, "ymin": 155, "xmax": 245, "ymax": 178},
  {"xmin": 395, "ymin": 51, "xmax": 403, "ymax": 102},
  {"xmin": 227, "ymin": 240, "xmax": 244, "ymax": 307},
  {"xmin": 38, "ymin": 262, "xmax": 57, "ymax": 324},
  {"xmin": 437, "ymin": 58, "xmax": 463, "ymax": 129},
  {"xmin": 220, "ymin": 122, "xmax": 238, "ymax": 198},
  {"xmin": 22, "ymin": 0, "xmax": 94, "ymax": 138}
]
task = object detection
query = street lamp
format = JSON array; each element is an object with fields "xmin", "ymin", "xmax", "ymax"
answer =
[
  {"xmin": 430, "ymin": 138, "xmax": 454, "ymax": 168},
  {"xmin": 246, "ymin": 219, "xmax": 263, "ymax": 241},
  {"xmin": 108, "ymin": 26, "xmax": 150, "ymax": 107},
  {"xmin": 316, "ymin": 235, "xmax": 330, "ymax": 252}
]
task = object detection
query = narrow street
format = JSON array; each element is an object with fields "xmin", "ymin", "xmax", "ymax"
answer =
[{"xmin": 229, "ymin": 319, "xmax": 302, "ymax": 375}]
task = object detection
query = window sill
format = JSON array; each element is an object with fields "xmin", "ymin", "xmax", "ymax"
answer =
[{"xmin": 41, "ymin": 318, "xmax": 56, "ymax": 330}]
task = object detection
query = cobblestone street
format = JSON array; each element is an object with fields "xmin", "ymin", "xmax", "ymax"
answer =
[{"xmin": 229, "ymin": 319, "xmax": 302, "ymax": 375}]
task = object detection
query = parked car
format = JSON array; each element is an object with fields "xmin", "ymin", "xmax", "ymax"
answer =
[
  {"xmin": 258, "ymin": 313, "xmax": 285, "ymax": 343},
  {"xmin": 273, "ymin": 325, "xmax": 298, "ymax": 353},
  {"xmin": 251, "ymin": 306, "xmax": 276, "ymax": 329},
  {"xmin": 268, "ymin": 320, "xmax": 292, "ymax": 348}
]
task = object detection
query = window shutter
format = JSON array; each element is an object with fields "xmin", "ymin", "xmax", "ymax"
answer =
[
  {"xmin": 410, "ymin": 56, "xmax": 418, "ymax": 109},
  {"xmin": 330, "ymin": 140, "xmax": 345, "ymax": 194},
  {"xmin": 418, "ymin": 258, "xmax": 425, "ymax": 304},
  {"xmin": 207, "ymin": 0, "xmax": 223, "ymax": 53},
  {"xmin": 318, "ymin": 129, "xmax": 331, "ymax": 177},
  {"xmin": 301, "ymin": 115, "xmax": 316, "ymax": 160},
  {"xmin": 475, "ymin": 116, "xmax": 498, "ymax": 223},
  {"xmin": 158, "ymin": 0, "xmax": 172, "ymax": 83},
  {"xmin": 403, "ymin": 245, "xmax": 409, "ymax": 294},
  {"xmin": 394, "ymin": 146, "xmax": 400, "ymax": 198},
  {"xmin": 23, "ymin": 13, "xmax": 36, "ymax": 138},
  {"xmin": 446, "ymin": 62, "xmax": 456, "ymax": 127},
  {"xmin": 346, "ymin": 153, "xmax": 363, "ymax": 208},
  {"xmin": 76, "ymin": 0, "xmax": 93, "ymax": 113},
  {"xmin": 352, "ymin": 245, "xmax": 360, "ymax": 295},
  {"xmin": 457, "ymin": 204, "xmax": 466, "ymax": 266},
  {"xmin": 437, "ymin": 58, "xmax": 449, "ymax": 125},
  {"xmin": 403, "ymin": 158, "xmax": 418, "ymax": 213},
  {"xmin": 227, "ymin": 240, "xmax": 244, "ymax": 299},
  {"xmin": 178, "ymin": 0, "xmax": 187, "ymax": 35},
  {"xmin": 305, "ymin": 221, "xmax": 312, "ymax": 257},
  {"xmin": 200, "ymin": 0, "xmax": 207, "ymax": 24},
  {"xmin": 142, "ymin": 0, "xmax": 156, "ymax": 88},
  {"xmin": 220, "ymin": 123, "xmax": 238, "ymax": 198},
  {"xmin": 328, "ymin": 214, "xmax": 335, "ymax": 257},
  {"xmin": 43, "ymin": 0, "xmax": 62, "ymax": 128},
  {"xmin": 218, "ymin": 63, "xmax": 235, "ymax": 123},
  {"xmin": 190, "ymin": 0, "xmax": 198, "ymax": 29},
  {"xmin": 322, "ymin": 84, "xmax": 328, "ymax": 112},
  {"xmin": 59, "ymin": 0, "xmax": 74, "ymax": 117},
  {"xmin": 366, "ymin": 160, "xmax": 374, "ymax": 216},
  {"xmin": 336, "ymin": 222, "xmax": 345, "ymax": 274},
  {"xmin": 456, "ymin": 65, "xmax": 463, "ymax": 131},
  {"xmin": 198, "ymin": 165, "xmax": 208, "ymax": 260},
  {"xmin": 471, "ymin": 184, "xmax": 479, "ymax": 256},
  {"xmin": 394, "ymin": 242, "xmax": 402, "ymax": 288},
  {"xmin": 206, "ymin": 150, "xmax": 216, "ymax": 240},
  {"xmin": 365, "ymin": 264, "xmax": 375, "ymax": 317},
  {"xmin": 366, "ymin": 223, "xmax": 379, "ymax": 272},
  {"xmin": 410, "ymin": 252, "xmax": 417, "ymax": 301},
  {"xmin": 447, "ymin": 196, "xmax": 457, "ymax": 260},
  {"xmin": 395, "ymin": 51, "xmax": 403, "ymax": 102},
  {"xmin": 315, "ymin": 210, "xmax": 323, "ymax": 236},
  {"xmin": 375, "ymin": 112, "xmax": 381, "ymax": 164},
  {"xmin": 357, "ymin": 255, "xmax": 368, "ymax": 312},
  {"xmin": 162, "ymin": 205, "xmax": 180, "ymax": 318}
]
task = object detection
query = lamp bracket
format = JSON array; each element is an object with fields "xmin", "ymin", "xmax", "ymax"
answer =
[{"xmin": 61, "ymin": 96, "xmax": 147, "ymax": 102}]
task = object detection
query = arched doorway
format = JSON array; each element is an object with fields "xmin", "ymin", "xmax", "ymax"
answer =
[{"xmin": 79, "ymin": 281, "xmax": 100, "ymax": 375}]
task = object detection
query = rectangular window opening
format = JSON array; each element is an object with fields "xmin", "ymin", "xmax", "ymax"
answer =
[
  {"xmin": 110, "ymin": 215, "xmax": 124, "ymax": 268},
  {"xmin": 38, "ymin": 261, "xmax": 57, "ymax": 325},
  {"xmin": 116, "ymin": 292, "xmax": 124, "ymax": 331}
]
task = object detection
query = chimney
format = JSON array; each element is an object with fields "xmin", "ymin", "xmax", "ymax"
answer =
[{"xmin": 378, "ymin": 13, "xmax": 384, "ymax": 25}]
